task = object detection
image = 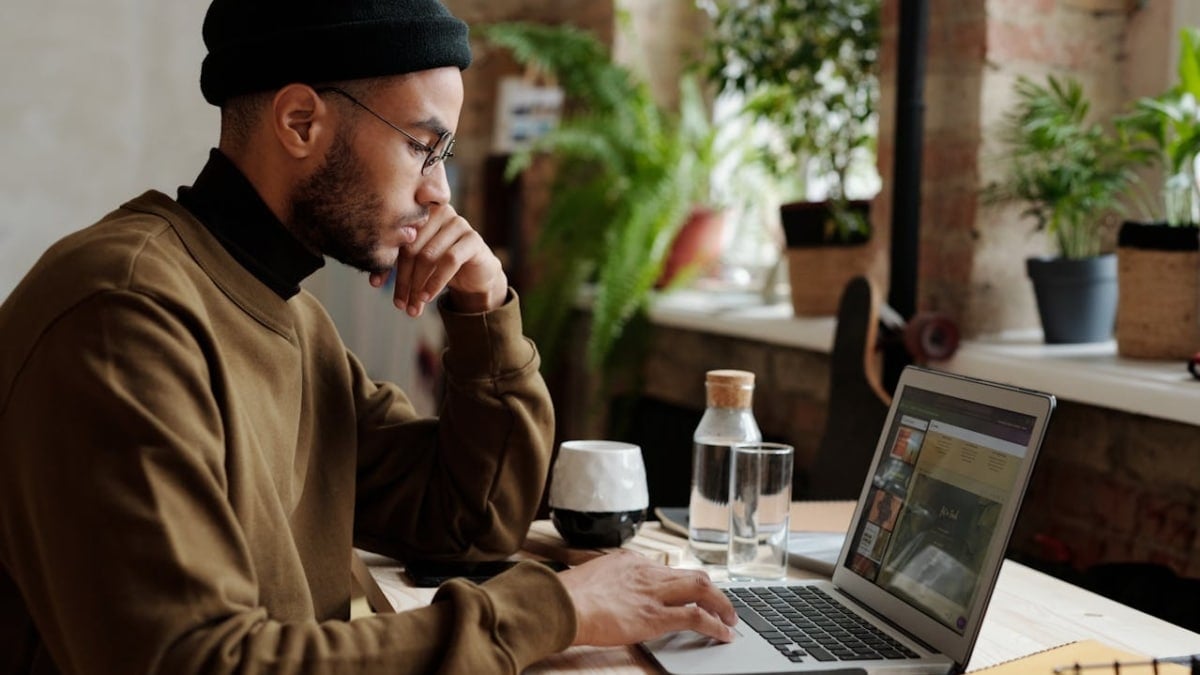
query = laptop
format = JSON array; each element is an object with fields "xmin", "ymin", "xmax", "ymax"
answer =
[{"xmin": 643, "ymin": 366, "xmax": 1055, "ymax": 674}]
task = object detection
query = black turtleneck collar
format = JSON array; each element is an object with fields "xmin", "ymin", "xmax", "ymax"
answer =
[{"xmin": 177, "ymin": 149, "xmax": 324, "ymax": 299}]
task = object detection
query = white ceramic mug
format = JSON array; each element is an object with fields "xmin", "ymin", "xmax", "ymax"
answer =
[{"xmin": 548, "ymin": 440, "xmax": 649, "ymax": 547}]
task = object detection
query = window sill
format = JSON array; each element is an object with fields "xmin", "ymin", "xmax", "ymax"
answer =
[
  {"xmin": 939, "ymin": 332, "xmax": 1200, "ymax": 426},
  {"xmin": 646, "ymin": 289, "xmax": 835, "ymax": 353},
  {"xmin": 645, "ymin": 291, "xmax": 1200, "ymax": 426}
]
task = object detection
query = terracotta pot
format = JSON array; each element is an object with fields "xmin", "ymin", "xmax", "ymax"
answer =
[{"xmin": 657, "ymin": 207, "xmax": 727, "ymax": 288}]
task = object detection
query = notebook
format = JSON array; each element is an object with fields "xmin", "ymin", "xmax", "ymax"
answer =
[{"xmin": 642, "ymin": 366, "xmax": 1056, "ymax": 675}]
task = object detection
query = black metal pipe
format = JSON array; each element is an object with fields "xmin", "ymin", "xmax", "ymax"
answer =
[
  {"xmin": 889, "ymin": 0, "xmax": 929, "ymax": 318},
  {"xmin": 885, "ymin": 0, "xmax": 929, "ymax": 390}
]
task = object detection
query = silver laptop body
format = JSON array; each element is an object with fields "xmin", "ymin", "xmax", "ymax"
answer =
[{"xmin": 643, "ymin": 366, "xmax": 1056, "ymax": 675}]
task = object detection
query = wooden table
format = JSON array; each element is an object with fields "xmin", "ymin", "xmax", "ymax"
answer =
[{"xmin": 362, "ymin": 502, "xmax": 1200, "ymax": 673}]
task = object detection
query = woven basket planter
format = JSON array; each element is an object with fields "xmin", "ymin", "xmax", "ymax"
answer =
[
  {"xmin": 782, "ymin": 200, "xmax": 887, "ymax": 317},
  {"xmin": 1115, "ymin": 222, "xmax": 1200, "ymax": 359}
]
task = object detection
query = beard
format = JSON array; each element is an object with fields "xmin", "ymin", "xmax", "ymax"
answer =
[{"xmin": 289, "ymin": 131, "xmax": 421, "ymax": 276}]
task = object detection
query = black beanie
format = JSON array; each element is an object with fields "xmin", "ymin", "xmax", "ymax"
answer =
[{"xmin": 199, "ymin": 0, "xmax": 472, "ymax": 106}]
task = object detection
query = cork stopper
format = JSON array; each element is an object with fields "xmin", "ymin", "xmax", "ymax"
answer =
[{"xmin": 705, "ymin": 369, "xmax": 755, "ymax": 409}]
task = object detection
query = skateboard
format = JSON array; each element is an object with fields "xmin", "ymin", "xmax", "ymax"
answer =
[{"xmin": 878, "ymin": 303, "xmax": 960, "ymax": 364}]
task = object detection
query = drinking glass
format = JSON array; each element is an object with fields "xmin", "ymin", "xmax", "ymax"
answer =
[{"xmin": 727, "ymin": 442, "xmax": 794, "ymax": 580}]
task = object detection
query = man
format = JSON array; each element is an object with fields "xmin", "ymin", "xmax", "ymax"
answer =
[{"xmin": 0, "ymin": 1, "xmax": 736, "ymax": 673}]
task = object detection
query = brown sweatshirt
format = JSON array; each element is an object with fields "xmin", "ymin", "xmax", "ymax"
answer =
[{"xmin": 0, "ymin": 191, "xmax": 575, "ymax": 674}]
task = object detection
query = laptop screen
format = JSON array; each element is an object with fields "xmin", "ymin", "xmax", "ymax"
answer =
[{"xmin": 842, "ymin": 385, "xmax": 1038, "ymax": 634}]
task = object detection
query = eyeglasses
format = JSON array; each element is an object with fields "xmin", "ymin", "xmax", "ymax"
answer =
[{"xmin": 315, "ymin": 86, "xmax": 455, "ymax": 175}]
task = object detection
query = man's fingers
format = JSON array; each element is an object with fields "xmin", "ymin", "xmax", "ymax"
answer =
[
  {"xmin": 412, "ymin": 224, "xmax": 471, "ymax": 300},
  {"xmin": 658, "ymin": 604, "xmax": 736, "ymax": 643},
  {"xmin": 378, "ymin": 203, "xmax": 507, "ymax": 316},
  {"xmin": 393, "ymin": 248, "xmax": 435, "ymax": 316},
  {"xmin": 656, "ymin": 571, "xmax": 738, "ymax": 626},
  {"xmin": 655, "ymin": 570, "xmax": 717, "ymax": 606},
  {"xmin": 394, "ymin": 215, "xmax": 472, "ymax": 316},
  {"xmin": 391, "ymin": 212, "xmax": 442, "ymax": 312},
  {"xmin": 562, "ymin": 554, "xmax": 746, "ymax": 647},
  {"xmin": 392, "ymin": 250, "xmax": 416, "ymax": 312}
]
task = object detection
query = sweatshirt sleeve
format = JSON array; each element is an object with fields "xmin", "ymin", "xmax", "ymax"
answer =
[
  {"xmin": 351, "ymin": 290, "xmax": 557, "ymax": 562},
  {"xmin": 161, "ymin": 562, "xmax": 576, "ymax": 674},
  {"xmin": 0, "ymin": 290, "xmax": 574, "ymax": 675}
]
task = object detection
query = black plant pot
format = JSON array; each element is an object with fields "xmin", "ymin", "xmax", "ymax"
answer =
[
  {"xmin": 1026, "ymin": 255, "xmax": 1117, "ymax": 344},
  {"xmin": 1117, "ymin": 220, "xmax": 1200, "ymax": 251},
  {"xmin": 780, "ymin": 200, "xmax": 871, "ymax": 247}
]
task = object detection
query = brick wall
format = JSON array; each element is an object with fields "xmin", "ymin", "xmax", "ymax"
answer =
[
  {"xmin": 442, "ymin": 0, "xmax": 707, "ymax": 292},
  {"xmin": 443, "ymin": 0, "xmax": 615, "ymax": 237},
  {"xmin": 892, "ymin": 0, "xmax": 990, "ymax": 326},
  {"xmin": 614, "ymin": 0, "xmax": 709, "ymax": 112},
  {"xmin": 886, "ymin": 0, "xmax": 1200, "ymax": 583},
  {"xmin": 880, "ymin": 0, "xmax": 1163, "ymax": 337},
  {"xmin": 878, "ymin": 0, "xmax": 1200, "ymax": 582},
  {"xmin": 1014, "ymin": 400, "xmax": 1200, "ymax": 579},
  {"xmin": 454, "ymin": 0, "xmax": 1171, "ymax": 342},
  {"xmin": 969, "ymin": 0, "xmax": 1131, "ymax": 336}
]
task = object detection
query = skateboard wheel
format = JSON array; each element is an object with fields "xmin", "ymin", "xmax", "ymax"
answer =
[{"xmin": 905, "ymin": 313, "xmax": 960, "ymax": 362}]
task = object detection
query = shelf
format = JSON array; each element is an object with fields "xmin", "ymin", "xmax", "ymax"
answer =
[
  {"xmin": 646, "ymin": 289, "xmax": 835, "ymax": 353},
  {"xmin": 938, "ymin": 332, "xmax": 1200, "ymax": 426},
  {"xmin": 644, "ymin": 292, "xmax": 1200, "ymax": 426}
]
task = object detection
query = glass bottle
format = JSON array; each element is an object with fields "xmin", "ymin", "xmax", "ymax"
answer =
[{"xmin": 687, "ymin": 369, "xmax": 762, "ymax": 564}]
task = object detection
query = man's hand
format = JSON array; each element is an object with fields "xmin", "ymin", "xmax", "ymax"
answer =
[
  {"xmin": 369, "ymin": 204, "xmax": 507, "ymax": 316},
  {"xmin": 557, "ymin": 551, "xmax": 738, "ymax": 646}
]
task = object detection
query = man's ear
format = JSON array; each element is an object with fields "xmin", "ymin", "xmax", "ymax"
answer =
[{"xmin": 271, "ymin": 84, "xmax": 333, "ymax": 159}]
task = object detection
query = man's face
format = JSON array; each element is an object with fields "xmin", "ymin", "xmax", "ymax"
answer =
[{"xmin": 288, "ymin": 67, "xmax": 464, "ymax": 275}]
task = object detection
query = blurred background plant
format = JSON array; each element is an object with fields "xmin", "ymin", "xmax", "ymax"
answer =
[
  {"xmin": 696, "ymin": 0, "xmax": 881, "ymax": 240},
  {"xmin": 986, "ymin": 75, "xmax": 1149, "ymax": 259},
  {"xmin": 1118, "ymin": 27, "xmax": 1200, "ymax": 226},
  {"xmin": 484, "ymin": 22, "xmax": 728, "ymax": 374}
]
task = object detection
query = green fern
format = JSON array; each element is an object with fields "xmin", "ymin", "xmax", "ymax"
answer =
[
  {"xmin": 482, "ymin": 22, "xmax": 714, "ymax": 373},
  {"xmin": 483, "ymin": 23, "xmax": 633, "ymax": 116}
]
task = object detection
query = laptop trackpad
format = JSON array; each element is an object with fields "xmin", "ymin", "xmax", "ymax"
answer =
[{"xmin": 642, "ymin": 629, "xmax": 868, "ymax": 675}]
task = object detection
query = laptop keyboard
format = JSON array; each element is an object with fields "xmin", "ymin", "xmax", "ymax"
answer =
[{"xmin": 726, "ymin": 586, "xmax": 921, "ymax": 663}]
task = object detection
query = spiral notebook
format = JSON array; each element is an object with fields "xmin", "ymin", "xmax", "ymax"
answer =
[{"xmin": 968, "ymin": 639, "xmax": 1193, "ymax": 674}]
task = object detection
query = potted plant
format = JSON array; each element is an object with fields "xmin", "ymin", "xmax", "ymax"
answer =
[
  {"xmin": 986, "ymin": 75, "xmax": 1143, "ymax": 343},
  {"xmin": 656, "ymin": 77, "xmax": 744, "ymax": 290},
  {"xmin": 482, "ymin": 22, "xmax": 722, "ymax": 374},
  {"xmin": 697, "ymin": 0, "xmax": 883, "ymax": 315},
  {"xmin": 1112, "ymin": 27, "xmax": 1200, "ymax": 359}
]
